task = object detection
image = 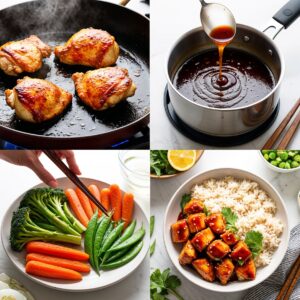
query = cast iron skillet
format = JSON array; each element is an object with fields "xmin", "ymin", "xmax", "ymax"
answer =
[{"xmin": 0, "ymin": 0, "xmax": 149, "ymax": 149}]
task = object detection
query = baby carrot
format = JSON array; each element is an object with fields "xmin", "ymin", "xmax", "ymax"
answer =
[
  {"xmin": 65, "ymin": 189, "xmax": 89, "ymax": 227},
  {"xmin": 88, "ymin": 184, "xmax": 102, "ymax": 217},
  {"xmin": 122, "ymin": 193, "xmax": 134, "ymax": 228},
  {"xmin": 26, "ymin": 241, "xmax": 89, "ymax": 261},
  {"xmin": 100, "ymin": 188, "xmax": 111, "ymax": 211},
  {"xmin": 26, "ymin": 253, "xmax": 90, "ymax": 273},
  {"xmin": 109, "ymin": 184, "xmax": 122, "ymax": 222},
  {"xmin": 26, "ymin": 260, "xmax": 82, "ymax": 281},
  {"xmin": 76, "ymin": 187, "xmax": 94, "ymax": 220}
]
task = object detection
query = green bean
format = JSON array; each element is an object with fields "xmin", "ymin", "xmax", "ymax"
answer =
[
  {"xmin": 84, "ymin": 210, "xmax": 98, "ymax": 269},
  {"xmin": 108, "ymin": 225, "xmax": 145, "ymax": 253},
  {"xmin": 93, "ymin": 215, "xmax": 111, "ymax": 273},
  {"xmin": 101, "ymin": 240, "xmax": 144, "ymax": 270},
  {"xmin": 99, "ymin": 222, "xmax": 124, "ymax": 255},
  {"xmin": 150, "ymin": 216, "xmax": 155, "ymax": 237},
  {"xmin": 102, "ymin": 220, "xmax": 136, "ymax": 264},
  {"xmin": 150, "ymin": 239, "xmax": 156, "ymax": 256}
]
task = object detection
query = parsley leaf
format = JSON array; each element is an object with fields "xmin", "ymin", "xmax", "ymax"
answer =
[
  {"xmin": 245, "ymin": 231, "xmax": 263, "ymax": 258},
  {"xmin": 180, "ymin": 194, "xmax": 191, "ymax": 211},
  {"xmin": 150, "ymin": 268, "xmax": 185, "ymax": 300},
  {"xmin": 221, "ymin": 207, "xmax": 238, "ymax": 233}
]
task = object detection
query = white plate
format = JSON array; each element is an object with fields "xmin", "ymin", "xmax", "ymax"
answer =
[
  {"xmin": 1, "ymin": 177, "xmax": 149, "ymax": 292},
  {"xmin": 164, "ymin": 168, "xmax": 290, "ymax": 293}
]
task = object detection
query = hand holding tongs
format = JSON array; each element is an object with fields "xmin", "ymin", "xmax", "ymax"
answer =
[{"xmin": 43, "ymin": 150, "xmax": 109, "ymax": 216}]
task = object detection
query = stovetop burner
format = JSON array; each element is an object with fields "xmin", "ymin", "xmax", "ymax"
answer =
[
  {"xmin": 164, "ymin": 87, "xmax": 279, "ymax": 147},
  {"xmin": 0, "ymin": 126, "xmax": 149, "ymax": 150}
]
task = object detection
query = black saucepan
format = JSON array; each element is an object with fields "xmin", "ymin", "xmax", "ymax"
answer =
[{"xmin": 0, "ymin": 0, "xmax": 149, "ymax": 148}]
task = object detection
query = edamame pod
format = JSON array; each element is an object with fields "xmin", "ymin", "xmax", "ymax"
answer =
[{"xmin": 101, "ymin": 240, "xmax": 144, "ymax": 270}]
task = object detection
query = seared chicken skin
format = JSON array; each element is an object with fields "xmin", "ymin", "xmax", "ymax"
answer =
[
  {"xmin": 55, "ymin": 28, "xmax": 119, "ymax": 68},
  {"xmin": 0, "ymin": 35, "xmax": 51, "ymax": 76},
  {"xmin": 72, "ymin": 67, "xmax": 136, "ymax": 111},
  {"xmin": 5, "ymin": 77, "xmax": 72, "ymax": 123}
]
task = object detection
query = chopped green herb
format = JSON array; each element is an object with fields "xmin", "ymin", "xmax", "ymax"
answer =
[
  {"xmin": 180, "ymin": 194, "xmax": 191, "ymax": 211},
  {"xmin": 237, "ymin": 259, "xmax": 244, "ymax": 266},
  {"xmin": 150, "ymin": 239, "xmax": 156, "ymax": 256},
  {"xmin": 221, "ymin": 207, "xmax": 238, "ymax": 233},
  {"xmin": 150, "ymin": 268, "xmax": 184, "ymax": 300},
  {"xmin": 150, "ymin": 150, "xmax": 177, "ymax": 176},
  {"xmin": 203, "ymin": 206, "xmax": 210, "ymax": 216},
  {"xmin": 150, "ymin": 216, "xmax": 155, "ymax": 238},
  {"xmin": 245, "ymin": 230, "xmax": 263, "ymax": 258}
]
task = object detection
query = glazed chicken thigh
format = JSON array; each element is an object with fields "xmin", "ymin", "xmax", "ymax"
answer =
[
  {"xmin": 72, "ymin": 67, "xmax": 136, "ymax": 111},
  {"xmin": 55, "ymin": 28, "xmax": 119, "ymax": 68},
  {"xmin": 5, "ymin": 77, "xmax": 72, "ymax": 123},
  {"xmin": 0, "ymin": 35, "xmax": 51, "ymax": 76}
]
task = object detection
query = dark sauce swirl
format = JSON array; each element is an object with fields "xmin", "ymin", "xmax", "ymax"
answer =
[{"xmin": 174, "ymin": 49, "xmax": 275, "ymax": 108}]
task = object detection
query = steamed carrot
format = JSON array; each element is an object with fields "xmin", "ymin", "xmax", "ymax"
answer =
[
  {"xmin": 26, "ymin": 260, "xmax": 82, "ymax": 281},
  {"xmin": 26, "ymin": 253, "xmax": 90, "ymax": 273},
  {"xmin": 26, "ymin": 242, "xmax": 89, "ymax": 261},
  {"xmin": 65, "ymin": 189, "xmax": 89, "ymax": 227},
  {"xmin": 109, "ymin": 184, "xmax": 122, "ymax": 221},
  {"xmin": 88, "ymin": 184, "xmax": 101, "ymax": 217},
  {"xmin": 100, "ymin": 188, "xmax": 111, "ymax": 211},
  {"xmin": 122, "ymin": 192, "xmax": 134, "ymax": 228},
  {"xmin": 75, "ymin": 187, "xmax": 94, "ymax": 220}
]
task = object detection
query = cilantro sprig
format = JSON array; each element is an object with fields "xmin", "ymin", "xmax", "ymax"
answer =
[
  {"xmin": 221, "ymin": 207, "xmax": 238, "ymax": 233},
  {"xmin": 245, "ymin": 231, "xmax": 263, "ymax": 258},
  {"xmin": 150, "ymin": 151, "xmax": 177, "ymax": 176},
  {"xmin": 150, "ymin": 268, "xmax": 185, "ymax": 300},
  {"xmin": 180, "ymin": 194, "xmax": 191, "ymax": 211}
]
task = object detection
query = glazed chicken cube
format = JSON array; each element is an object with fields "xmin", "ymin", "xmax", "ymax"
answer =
[
  {"xmin": 191, "ymin": 228, "xmax": 215, "ymax": 252},
  {"xmin": 231, "ymin": 241, "xmax": 252, "ymax": 264},
  {"xmin": 183, "ymin": 199, "xmax": 204, "ymax": 215},
  {"xmin": 192, "ymin": 258, "xmax": 215, "ymax": 282},
  {"xmin": 171, "ymin": 219, "xmax": 189, "ymax": 243},
  {"xmin": 215, "ymin": 258, "xmax": 235, "ymax": 285},
  {"xmin": 206, "ymin": 240, "xmax": 230, "ymax": 261},
  {"xmin": 221, "ymin": 230, "xmax": 239, "ymax": 246},
  {"xmin": 205, "ymin": 213, "xmax": 226, "ymax": 234},
  {"xmin": 187, "ymin": 213, "xmax": 206, "ymax": 234},
  {"xmin": 236, "ymin": 258, "xmax": 256, "ymax": 281},
  {"xmin": 179, "ymin": 240, "xmax": 197, "ymax": 265}
]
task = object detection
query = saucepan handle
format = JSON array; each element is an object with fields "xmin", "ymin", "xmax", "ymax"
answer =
[{"xmin": 273, "ymin": 0, "xmax": 300, "ymax": 28}]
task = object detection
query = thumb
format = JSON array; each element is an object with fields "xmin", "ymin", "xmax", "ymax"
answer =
[{"xmin": 28, "ymin": 157, "xmax": 58, "ymax": 188}]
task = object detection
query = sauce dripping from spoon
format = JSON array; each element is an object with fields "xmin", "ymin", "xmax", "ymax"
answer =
[{"xmin": 209, "ymin": 25, "xmax": 235, "ymax": 84}]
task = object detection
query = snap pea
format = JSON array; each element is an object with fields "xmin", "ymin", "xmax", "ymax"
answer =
[
  {"xmin": 102, "ymin": 220, "xmax": 136, "ymax": 264},
  {"xmin": 101, "ymin": 240, "xmax": 144, "ymax": 270},
  {"xmin": 99, "ymin": 222, "xmax": 124, "ymax": 255},
  {"xmin": 107, "ymin": 225, "xmax": 145, "ymax": 253},
  {"xmin": 93, "ymin": 215, "xmax": 111, "ymax": 273},
  {"xmin": 84, "ymin": 210, "xmax": 99, "ymax": 269},
  {"xmin": 106, "ymin": 247, "xmax": 128, "ymax": 263}
]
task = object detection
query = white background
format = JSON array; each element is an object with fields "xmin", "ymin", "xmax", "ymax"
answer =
[
  {"xmin": 0, "ymin": 150, "xmax": 149, "ymax": 300},
  {"xmin": 151, "ymin": 0, "xmax": 300, "ymax": 149},
  {"xmin": 151, "ymin": 150, "xmax": 300, "ymax": 300}
]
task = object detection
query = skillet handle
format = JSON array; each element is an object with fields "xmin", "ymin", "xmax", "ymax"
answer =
[{"xmin": 273, "ymin": 0, "xmax": 300, "ymax": 28}]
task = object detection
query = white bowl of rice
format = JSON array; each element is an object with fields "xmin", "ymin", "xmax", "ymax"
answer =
[{"xmin": 164, "ymin": 168, "xmax": 289, "ymax": 293}]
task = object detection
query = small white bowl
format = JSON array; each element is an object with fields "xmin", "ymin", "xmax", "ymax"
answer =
[
  {"xmin": 259, "ymin": 151, "xmax": 300, "ymax": 173},
  {"xmin": 163, "ymin": 168, "xmax": 289, "ymax": 293}
]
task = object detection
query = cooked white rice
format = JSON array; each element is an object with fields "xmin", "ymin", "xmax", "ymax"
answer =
[{"xmin": 192, "ymin": 176, "xmax": 284, "ymax": 267}]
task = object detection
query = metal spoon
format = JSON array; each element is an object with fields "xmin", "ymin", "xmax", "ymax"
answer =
[{"xmin": 199, "ymin": 0, "xmax": 236, "ymax": 43}]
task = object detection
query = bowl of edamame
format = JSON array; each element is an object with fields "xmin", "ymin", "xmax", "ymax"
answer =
[{"xmin": 259, "ymin": 150, "xmax": 300, "ymax": 173}]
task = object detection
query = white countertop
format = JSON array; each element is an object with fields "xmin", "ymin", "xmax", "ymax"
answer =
[
  {"xmin": 0, "ymin": 150, "xmax": 149, "ymax": 300},
  {"xmin": 150, "ymin": 0, "xmax": 300, "ymax": 149},
  {"xmin": 150, "ymin": 150, "xmax": 300, "ymax": 300}
]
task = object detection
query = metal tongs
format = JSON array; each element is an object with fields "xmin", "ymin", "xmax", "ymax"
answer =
[{"xmin": 44, "ymin": 150, "xmax": 109, "ymax": 216}]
